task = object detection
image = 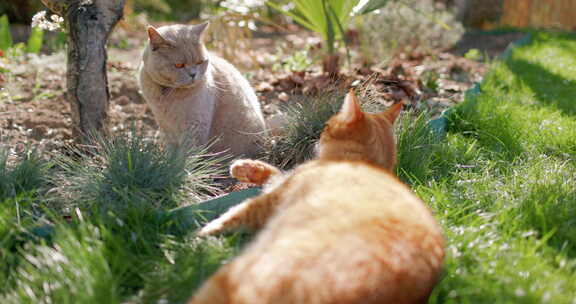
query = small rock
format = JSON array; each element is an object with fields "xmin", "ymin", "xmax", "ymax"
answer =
[
  {"xmin": 278, "ymin": 92, "xmax": 290, "ymax": 102},
  {"xmin": 256, "ymin": 82, "xmax": 274, "ymax": 92}
]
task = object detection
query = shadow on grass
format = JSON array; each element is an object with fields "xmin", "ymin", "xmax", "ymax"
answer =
[
  {"xmin": 519, "ymin": 182, "xmax": 576, "ymax": 257},
  {"xmin": 449, "ymin": 96, "xmax": 526, "ymax": 162},
  {"xmin": 505, "ymin": 57, "xmax": 576, "ymax": 117}
]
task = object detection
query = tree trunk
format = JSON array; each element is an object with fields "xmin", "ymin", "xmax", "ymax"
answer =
[
  {"xmin": 450, "ymin": 0, "xmax": 504, "ymax": 29},
  {"xmin": 66, "ymin": 0, "xmax": 125, "ymax": 143},
  {"xmin": 42, "ymin": 0, "xmax": 125, "ymax": 143}
]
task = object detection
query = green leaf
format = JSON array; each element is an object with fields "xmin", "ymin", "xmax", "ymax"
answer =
[
  {"xmin": 0, "ymin": 15, "xmax": 13, "ymax": 51},
  {"xmin": 266, "ymin": 2, "xmax": 318, "ymax": 34},
  {"xmin": 322, "ymin": 0, "xmax": 335, "ymax": 53},
  {"xmin": 295, "ymin": 0, "xmax": 328, "ymax": 38},
  {"xmin": 331, "ymin": 0, "xmax": 359, "ymax": 22},
  {"xmin": 358, "ymin": 0, "xmax": 391, "ymax": 15},
  {"xmin": 27, "ymin": 27, "xmax": 44, "ymax": 54},
  {"xmin": 464, "ymin": 48, "xmax": 482, "ymax": 61},
  {"xmin": 268, "ymin": 0, "xmax": 359, "ymax": 42},
  {"xmin": 327, "ymin": 2, "xmax": 351, "ymax": 63}
]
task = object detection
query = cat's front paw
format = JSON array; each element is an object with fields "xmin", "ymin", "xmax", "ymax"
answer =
[
  {"xmin": 197, "ymin": 220, "xmax": 224, "ymax": 237},
  {"xmin": 230, "ymin": 159, "xmax": 279, "ymax": 185}
]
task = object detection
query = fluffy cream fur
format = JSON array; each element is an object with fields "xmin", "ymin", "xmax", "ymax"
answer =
[{"xmin": 138, "ymin": 22, "xmax": 267, "ymax": 156}]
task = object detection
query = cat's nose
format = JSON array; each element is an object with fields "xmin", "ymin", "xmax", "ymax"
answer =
[{"xmin": 189, "ymin": 72, "xmax": 197, "ymax": 79}]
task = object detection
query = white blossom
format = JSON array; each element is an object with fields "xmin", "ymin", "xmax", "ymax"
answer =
[
  {"xmin": 220, "ymin": 0, "xmax": 265, "ymax": 14},
  {"xmin": 31, "ymin": 10, "xmax": 64, "ymax": 31}
]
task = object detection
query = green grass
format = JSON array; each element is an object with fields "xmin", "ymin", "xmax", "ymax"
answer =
[
  {"xmin": 1, "ymin": 31, "xmax": 576, "ymax": 303},
  {"xmin": 0, "ymin": 134, "xmax": 233, "ymax": 303},
  {"xmin": 415, "ymin": 32, "xmax": 576, "ymax": 303},
  {"xmin": 53, "ymin": 133, "xmax": 224, "ymax": 214}
]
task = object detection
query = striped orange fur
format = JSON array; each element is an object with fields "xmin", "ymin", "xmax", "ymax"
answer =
[{"xmin": 191, "ymin": 89, "xmax": 444, "ymax": 304}]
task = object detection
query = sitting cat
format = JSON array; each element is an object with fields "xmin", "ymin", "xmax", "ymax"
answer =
[
  {"xmin": 138, "ymin": 22, "xmax": 267, "ymax": 156},
  {"xmin": 189, "ymin": 90, "xmax": 445, "ymax": 304}
]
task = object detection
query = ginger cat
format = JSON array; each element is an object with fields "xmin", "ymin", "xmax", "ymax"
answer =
[
  {"xmin": 190, "ymin": 90, "xmax": 445, "ymax": 304},
  {"xmin": 138, "ymin": 22, "xmax": 267, "ymax": 156}
]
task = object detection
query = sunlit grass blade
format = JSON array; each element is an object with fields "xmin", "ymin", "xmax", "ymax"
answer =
[
  {"xmin": 26, "ymin": 27, "xmax": 44, "ymax": 54},
  {"xmin": 0, "ymin": 15, "xmax": 13, "ymax": 51}
]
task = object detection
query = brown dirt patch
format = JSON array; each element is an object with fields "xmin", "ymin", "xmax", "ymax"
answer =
[{"xmin": 1, "ymin": 28, "xmax": 524, "ymax": 158}]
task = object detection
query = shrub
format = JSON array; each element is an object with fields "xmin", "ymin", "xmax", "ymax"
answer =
[
  {"xmin": 0, "ymin": 148, "xmax": 48, "ymax": 201},
  {"xmin": 54, "ymin": 132, "xmax": 225, "ymax": 218},
  {"xmin": 263, "ymin": 91, "xmax": 345, "ymax": 169},
  {"xmin": 263, "ymin": 88, "xmax": 434, "ymax": 174},
  {"xmin": 358, "ymin": 0, "xmax": 464, "ymax": 66}
]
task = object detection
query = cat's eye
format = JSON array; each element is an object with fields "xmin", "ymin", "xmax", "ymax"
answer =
[
  {"xmin": 175, "ymin": 63, "xmax": 186, "ymax": 69},
  {"xmin": 196, "ymin": 59, "xmax": 206, "ymax": 65}
]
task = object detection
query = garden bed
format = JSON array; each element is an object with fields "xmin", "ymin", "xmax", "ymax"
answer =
[{"xmin": 3, "ymin": 4, "xmax": 574, "ymax": 302}]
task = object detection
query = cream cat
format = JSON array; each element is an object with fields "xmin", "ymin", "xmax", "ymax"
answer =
[
  {"xmin": 189, "ymin": 90, "xmax": 445, "ymax": 304},
  {"xmin": 138, "ymin": 22, "xmax": 267, "ymax": 156}
]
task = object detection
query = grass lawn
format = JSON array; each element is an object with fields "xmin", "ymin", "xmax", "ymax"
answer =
[
  {"xmin": 424, "ymin": 31, "xmax": 576, "ymax": 303},
  {"xmin": 1, "ymin": 31, "xmax": 575, "ymax": 303}
]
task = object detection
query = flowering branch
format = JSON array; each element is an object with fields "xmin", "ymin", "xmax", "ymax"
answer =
[{"xmin": 31, "ymin": 11, "xmax": 64, "ymax": 31}]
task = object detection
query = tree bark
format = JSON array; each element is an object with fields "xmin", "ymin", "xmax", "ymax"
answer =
[{"xmin": 41, "ymin": 0, "xmax": 125, "ymax": 143}]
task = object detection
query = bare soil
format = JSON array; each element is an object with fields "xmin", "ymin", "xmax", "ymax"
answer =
[{"xmin": 0, "ymin": 25, "xmax": 524, "ymax": 157}]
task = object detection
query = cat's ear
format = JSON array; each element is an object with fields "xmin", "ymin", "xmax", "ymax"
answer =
[
  {"xmin": 191, "ymin": 22, "xmax": 209, "ymax": 41},
  {"xmin": 382, "ymin": 102, "xmax": 403, "ymax": 124},
  {"xmin": 147, "ymin": 26, "xmax": 168, "ymax": 51},
  {"xmin": 338, "ymin": 88, "xmax": 364, "ymax": 124}
]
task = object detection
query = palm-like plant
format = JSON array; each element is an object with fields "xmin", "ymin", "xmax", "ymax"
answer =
[
  {"xmin": 268, "ymin": 0, "xmax": 358, "ymax": 54},
  {"xmin": 267, "ymin": 0, "xmax": 395, "ymax": 75},
  {"xmin": 268, "ymin": 0, "xmax": 359, "ymax": 75}
]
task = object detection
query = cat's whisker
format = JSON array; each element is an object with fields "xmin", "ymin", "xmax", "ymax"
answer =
[{"xmin": 234, "ymin": 129, "xmax": 271, "ymax": 136}]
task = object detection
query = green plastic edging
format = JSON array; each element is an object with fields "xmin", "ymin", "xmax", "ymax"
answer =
[
  {"xmin": 426, "ymin": 33, "xmax": 533, "ymax": 138},
  {"xmin": 499, "ymin": 33, "xmax": 533, "ymax": 61},
  {"xmin": 167, "ymin": 187, "xmax": 262, "ymax": 232}
]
